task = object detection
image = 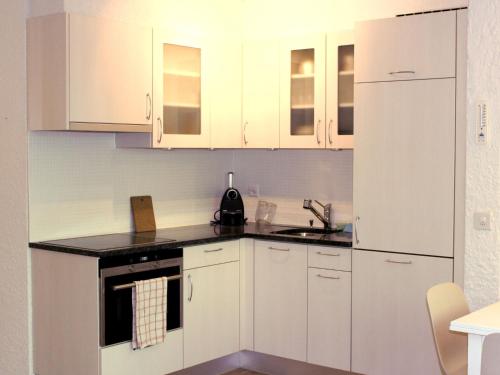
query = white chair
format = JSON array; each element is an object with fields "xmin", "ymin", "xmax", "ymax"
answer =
[
  {"xmin": 427, "ymin": 282, "xmax": 470, "ymax": 375},
  {"xmin": 481, "ymin": 333, "xmax": 500, "ymax": 375}
]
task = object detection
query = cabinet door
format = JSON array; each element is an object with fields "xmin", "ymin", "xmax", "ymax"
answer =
[
  {"xmin": 279, "ymin": 34, "xmax": 326, "ymax": 149},
  {"xmin": 353, "ymin": 79, "xmax": 455, "ymax": 257},
  {"xmin": 183, "ymin": 261, "xmax": 239, "ymax": 368},
  {"xmin": 307, "ymin": 268, "xmax": 351, "ymax": 371},
  {"xmin": 69, "ymin": 14, "xmax": 153, "ymax": 126},
  {"xmin": 242, "ymin": 40, "xmax": 280, "ymax": 149},
  {"xmin": 254, "ymin": 241, "xmax": 307, "ymax": 361},
  {"xmin": 352, "ymin": 250, "xmax": 453, "ymax": 375},
  {"xmin": 209, "ymin": 38, "xmax": 242, "ymax": 148},
  {"xmin": 326, "ymin": 31, "xmax": 354, "ymax": 149},
  {"xmin": 355, "ymin": 11, "xmax": 456, "ymax": 83},
  {"xmin": 153, "ymin": 30, "xmax": 210, "ymax": 148}
]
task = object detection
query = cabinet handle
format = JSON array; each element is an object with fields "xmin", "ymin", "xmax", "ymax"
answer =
[
  {"xmin": 268, "ymin": 246, "xmax": 290, "ymax": 252},
  {"xmin": 204, "ymin": 248, "xmax": 223, "ymax": 253},
  {"xmin": 328, "ymin": 119, "xmax": 333, "ymax": 145},
  {"xmin": 316, "ymin": 251, "xmax": 340, "ymax": 257},
  {"xmin": 157, "ymin": 117, "xmax": 163, "ymax": 143},
  {"xmin": 388, "ymin": 70, "xmax": 416, "ymax": 75},
  {"xmin": 316, "ymin": 274, "xmax": 340, "ymax": 280},
  {"xmin": 146, "ymin": 93, "xmax": 152, "ymax": 120},
  {"xmin": 316, "ymin": 120, "xmax": 321, "ymax": 145},
  {"xmin": 243, "ymin": 121, "xmax": 248, "ymax": 145},
  {"xmin": 187, "ymin": 274, "xmax": 193, "ymax": 302},
  {"xmin": 385, "ymin": 259, "xmax": 413, "ymax": 265},
  {"xmin": 354, "ymin": 216, "xmax": 360, "ymax": 245}
]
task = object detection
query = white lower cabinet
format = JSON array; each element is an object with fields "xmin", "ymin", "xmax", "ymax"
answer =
[
  {"xmin": 100, "ymin": 329, "xmax": 183, "ymax": 375},
  {"xmin": 351, "ymin": 250, "xmax": 453, "ymax": 375},
  {"xmin": 254, "ymin": 241, "xmax": 308, "ymax": 361},
  {"xmin": 183, "ymin": 260, "xmax": 240, "ymax": 368},
  {"xmin": 307, "ymin": 268, "xmax": 351, "ymax": 371}
]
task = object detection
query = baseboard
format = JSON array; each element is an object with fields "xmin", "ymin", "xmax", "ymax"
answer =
[{"xmin": 169, "ymin": 350, "xmax": 359, "ymax": 375}]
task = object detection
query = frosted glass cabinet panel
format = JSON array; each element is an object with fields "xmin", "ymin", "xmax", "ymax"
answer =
[
  {"xmin": 153, "ymin": 30, "xmax": 210, "ymax": 148},
  {"xmin": 162, "ymin": 44, "xmax": 201, "ymax": 135},
  {"xmin": 280, "ymin": 34, "xmax": 326, "ymax": 148},
  {"xmin": 290, "ymin": 48, "xmax": 315, "ymax": 136},
  {"xmin": 326, "ymin": 31, "xmax": 354, "ymax": 149}
]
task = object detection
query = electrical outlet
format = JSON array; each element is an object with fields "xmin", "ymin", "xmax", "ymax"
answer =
[
  {"xmin": 474, "ymin": 212, "xmax": 492, "ymax": 231},
  {"xmin": 248, "ymin": 184, "xmax": 260, "ymax": 197}
]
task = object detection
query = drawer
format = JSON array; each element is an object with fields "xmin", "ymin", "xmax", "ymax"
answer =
[
  {"xmin": 101, "ymin": 329, "xmax": 183, "ymax": 375},
  {"xmin": 184, "ymin": 240, "xmax": 239, "ymax": 269},
  {"xmin": 308, "ymin": 245, "xmax": 351, "ymax": 271}
]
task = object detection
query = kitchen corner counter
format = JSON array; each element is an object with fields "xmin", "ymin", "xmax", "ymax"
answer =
[{"xmin": 29, "ymin": 222, "xmax": 352, "ymax": 257}]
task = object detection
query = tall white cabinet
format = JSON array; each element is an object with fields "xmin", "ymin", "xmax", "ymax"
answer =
[{"xmin": 352, "ymin": 9, "xmax": 467, "ymax": 375}]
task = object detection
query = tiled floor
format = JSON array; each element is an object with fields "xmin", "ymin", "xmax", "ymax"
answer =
[{"xmin": 222, "ymin": 370, "xmax": 265, "ymax": 375}]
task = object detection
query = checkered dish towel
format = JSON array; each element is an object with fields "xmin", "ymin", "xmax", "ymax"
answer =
[{"xmin": 132, "ymin": 277, "xmax": 168, "ymax": 349}]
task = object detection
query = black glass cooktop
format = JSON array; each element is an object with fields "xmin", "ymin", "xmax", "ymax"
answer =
[{"xmin": 39, "ymin": 232, "xmax": 176, "ymax": 252}]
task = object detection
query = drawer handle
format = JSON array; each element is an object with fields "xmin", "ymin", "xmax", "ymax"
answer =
[
  {"xmin": 317, "ymin": 274, "xmax": 340, "ymax": 280},
  {"xmin": 385, "ymin": 259, "xmax": 413, "ymax": 265},
  {"xmin": 316, "ymin": 251, "xmax": 340, "ymax": 257},
  {"xmin": 268, "ymin": 246, "xmax": 290, "ymax": 252},
  {"xmin": 388, "ymin": 70, "xmax": 416, "ymax": 75},
  {"xmin": 204, "ymin": 248, "xmax": 223, "ymax": 253}
]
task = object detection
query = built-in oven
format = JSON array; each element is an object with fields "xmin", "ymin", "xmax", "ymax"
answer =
[{"xmin": 99, "ymin": 248, "xmax": 183, "ymax": 347}]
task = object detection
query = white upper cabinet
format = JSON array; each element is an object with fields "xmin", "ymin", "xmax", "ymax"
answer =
[
  {"xmin": 353, "ymin": 79, "xmax": 456, "ymax": 257},
  {"xmin": 28, "ymin": 13, "xmax": 153, "ymax": 132},
  {"xmin": 209, "ymin": 38, "xmax": 242, "ymax": 149},
  {"xmin": 242, "ymin": 40, "xmax": 280, "ymax": 149},
  {"xmin": 279, "ymin": 34, "xmax": 326, "ymax": 149},
  {"xmin": 326, "ymin": 31, "xmax": 354, "ymax": 149},
  {"xmin": 355, "ymin": 11, "xmax": 456, "ymax": 82},
  {"xmin": 153, "ymin": 30, "xmax": 210, "ymax": 148}
]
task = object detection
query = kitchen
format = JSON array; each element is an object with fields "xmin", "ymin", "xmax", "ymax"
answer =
[{"xmin": 1, "ymin": 0, "xmax": 499, "ymax": 375}]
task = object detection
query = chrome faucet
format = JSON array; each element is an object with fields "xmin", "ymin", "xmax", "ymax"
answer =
[{"xmin": 303, "ymin": 199, "xmax": 332, "ymax": 230}]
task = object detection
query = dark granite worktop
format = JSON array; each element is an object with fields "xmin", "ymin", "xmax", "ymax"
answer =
[{"xmin": 29, "ymin": 222, "xmax": 352, "ymax": 257}]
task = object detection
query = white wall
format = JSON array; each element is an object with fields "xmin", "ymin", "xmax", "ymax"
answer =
[
  {"xmin": 464, "ymin": 0, "xmax": 500, "ymax": 310},
  {"xmin": 0, "ymin": 1, "xmax": 30, "ymax": 374},
  {"xmin": 235, "ymin": 150, "xmax": 353, "ymax": 227},
  {"xmin": 29, "ymin": 133, "xmax": 234, "ymax": 241},
  {"xmin": 242, "ymin": 0, "xmax": 467, "ymax": 37}
]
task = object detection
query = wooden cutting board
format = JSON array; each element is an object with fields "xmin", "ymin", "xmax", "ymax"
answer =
[{"xmin": 130, "ymin": 196, "xmax": 156, "ymax": 232}]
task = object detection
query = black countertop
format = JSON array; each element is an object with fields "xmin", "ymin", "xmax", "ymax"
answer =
[{"xmin": 29, "ymin": 222, "xmax": 352, "ymax": 257}]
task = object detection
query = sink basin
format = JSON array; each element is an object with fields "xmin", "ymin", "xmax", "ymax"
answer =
[{"xmin": 271, "ymin": 228, "xmax": 339, "ymax": 237}]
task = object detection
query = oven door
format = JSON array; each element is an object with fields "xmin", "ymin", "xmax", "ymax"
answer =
[{"xmin": 100, "ymin": 258, "xmax": 182, "ymax": 347}]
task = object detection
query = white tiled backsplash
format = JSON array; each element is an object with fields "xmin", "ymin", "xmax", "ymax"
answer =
[{"xmin": 29, "ymin": 133, "xmax": 353, "ymax": 241}]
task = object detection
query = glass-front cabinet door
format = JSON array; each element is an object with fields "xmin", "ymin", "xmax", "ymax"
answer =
[
  {"xmin": 153, "ymin": 30, "xmax": 209, "ymax": 148},
  {"xmin": 280, "ymin": 34, "xmax": 326, "ymax": 148},
  {"xmin": 326, "ymin": 31, "xmax": 354, "ymax": 149}
]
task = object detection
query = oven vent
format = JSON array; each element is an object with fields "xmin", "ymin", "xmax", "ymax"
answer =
[{"xmin": 396, "ymin": 6, "xmax": 467, "ymax": 17}]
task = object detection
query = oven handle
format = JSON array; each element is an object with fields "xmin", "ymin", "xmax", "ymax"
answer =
[{"xmin": 111, "ymin": 274, "xmax": 182, "ymax": 291}]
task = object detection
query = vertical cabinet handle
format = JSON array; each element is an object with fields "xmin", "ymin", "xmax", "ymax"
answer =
[
  {"xmin": 187, "ymin": 274, "xmax": 193, "ymax": 302},
  {"xmin": 354, "ymin": 216, "xmax": 360, "ymax": 245},
  {"xmin": 146, "ymin": 93, "xmax": 152, "ymax": 120},
  {"xmin": 328, "ymin": 119, "xmax": 333, "ymax": 145},
  {"xmin": 243, "ymin": 121, "xmax": 248, "ymax": 145},
  {"xmin": 316, "ymin": 120, "xmax": 321, "ymax": 145},
  {"xmin": 157, "ymin": 117, "xmax": 163, "ymax": 143}
]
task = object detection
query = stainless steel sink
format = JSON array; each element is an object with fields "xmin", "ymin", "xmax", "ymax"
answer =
[{"xmin": 270, "ymin": 227, "xmax": 339, "ymax": 238}]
